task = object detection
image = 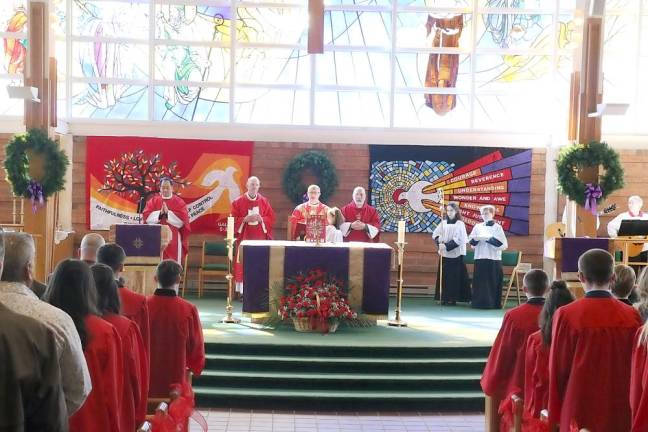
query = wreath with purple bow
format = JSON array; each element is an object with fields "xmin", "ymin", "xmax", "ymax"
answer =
[
  {"xmin": 4, "ymin": 129, "xmax": 69, "ymax": 212},
  {"xmin": 556, "ymin": 141, "xmax": 624, "ymax": 215}
]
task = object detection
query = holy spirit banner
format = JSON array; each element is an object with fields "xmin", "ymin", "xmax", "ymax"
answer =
[
  {"xmin": 369, "ymin": 145, "xmax": 532, "ymax": 235},
  {"xmin": 87, "ymin": 136, "xmax": 253, "ymax": 234}
]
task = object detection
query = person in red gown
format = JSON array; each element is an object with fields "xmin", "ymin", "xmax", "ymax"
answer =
[
  {"xmin": 92, "ymin": 263, "xmax": 149, "ymax": 431},
  {"xmin": 47, "ymin": 259, "xmax": 123, "ymax": 432},
  {"xmin": 480, "ymin": 269, "xmax": 549, "ymax": 430},
  {"xmin": 231, "ymin": 176, "xmax": 275, "ymax": 295},
  {"xmin": 98, "ymin": 243, "xmax": 150, "ymax": 358},
  {"xmin": 549, "ymin": 249, "xmax": 642, "ymax": 432},
  {"xmin": 523, "ymin": 281, "xmax": 574, "ymax": 424},
  {"xmin": 340, "ymin": 186, "xmax": 381, "ymax": 242},
  {"xmin": 143, "ymin": 177, "xmax": 191, "ymax": 264},
  {"xmin": 147, "ymin": 260, "xmax": 205, "ymax": 398},
  {"xmin": 631, "ymin": 321, "xmax": 648, "ymax": 431},
  {"xmin": 289, "ymin": 184, "xmax": 329, "ymax": 240}
]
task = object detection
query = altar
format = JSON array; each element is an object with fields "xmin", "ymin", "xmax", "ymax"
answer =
[{"xmin": 241, "ymin": 240, "xmax": 393, "ymax": 320}]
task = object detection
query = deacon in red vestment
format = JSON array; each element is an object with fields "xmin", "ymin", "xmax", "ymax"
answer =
[
  {"xmin": 143, "ymin": 177, "xmax": 191, "ymax": 264},
  {"xmin": 630, "ymin": 326, "xmax": 648, "ymax": 432},
  {"xmin": 98, "ymin": 243, "xmax": 151, "ymax": 359},
  {"xmin": 549, "ymin": 249, "xmax": 642, "ymax": 432},
  {"xmin": 289, "ymin": 184, "xmax": 329, "ymax": 240},
  {"xmin": 92, "ymin": 262, "xmax": 149, "ymax": 430},
  {"xmin": 69, "ymin": 315, "xmax": 123, "ymax": 432},
  {"xmin": 231, "ymin": 176, "xmax": 275, "ymax": 293},
  {"xmin": 340, "ymin": 186, "xmax": 381, "ymax": 242},
  {"xmin": 481, "ymin": 269, "xmax": 549, "ymax": 400},
  {"xmin": 147, "ymin": 260, "xmax": 205, "ymax": 398}
]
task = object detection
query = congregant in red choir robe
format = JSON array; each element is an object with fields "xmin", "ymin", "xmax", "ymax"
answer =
[
  {"xmin": 480, "ymin": 269, "xmax": 549, "ymax": 428},
  {"xmin": 92, "ymin": 264, "xmax": 149, "ymax": 431},
  {"xmin": 147, "ymin": 260, "xmax": 205, "ymax": 398},
  {"xmin": 231, "ymin": 176, "xmax": 275, "ymax": 294},
  {"xmin": 289, "ymin": 184, "xmax": 329, "ymax": 240},
  {"xmin": 98, "ymin": 243, "xmax": 150, "ymax": 359},
  {"xmin": 143, "ymin": 177, "xmax": 191, "ymax": 264},
  {"xmin": 630, "ymin": 325, "xmax": 648, "ymax": 431},
  {"xmin": 340, "ymin": 186, "xmax": 381, "ymax": 242},
  {"xmin": 46, "ymin": 259, "xmax": 123, "ymax": 432},
  {"xmin": 523, "ymin": 281, "xmax": 574, "ymax": 423},
  {"xmin": 549, "ymin": 249, "xmax": 642, "ymax": 432}
]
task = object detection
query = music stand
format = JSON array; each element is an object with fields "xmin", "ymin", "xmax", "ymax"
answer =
[{"xmin": 618, "ymin": 220, "xmax": 648, "ymax": 237}]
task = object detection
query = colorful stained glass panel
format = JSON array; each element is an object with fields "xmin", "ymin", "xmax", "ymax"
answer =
[
  {"xmin": 71, "ymin": 83, "xmax": 148, "ymax": 119},
  {"xmin": 476, "ymin": 14, "xmax": 553, "ymax": 50},
  {"xmin": 473, "ymin": 54, "xmax": 553, "ymax": 93},
  {"xmin": 72, "ymin": 1, "xmax": 149, "ymax": 39},
  {"xmin": 154, "ymin": 86, "xmax": 229, "ymax": 122},
  {"xmin": 396, "ymin": 13, "xmax": 471, "ymax": 50},
  {"xmin": 394, "ymin": 53, "xmax": 471, "ymax": 90},
  {"xmin": 393, "ymin": 92, "xmax": 469, "ymax": 128},
  {"xmin": 236, "ymin": 7, "xmax": 308, "ymax": 45},
  {"xmin": 155, "ymin": 4, "xmax": 230, "ymax": 42},
  {"xmin": 318, "ymin": 51, "xmax": 390, "ymax": 87},
  {"xmin": 236, "ymin": 47, "xmax": 310, "ymax": 85},
  {"xmin": 73, "ymin": 42, "xmax": 148, "ymax": 80},
  {"xmin": 324, "ymin": 11, "xmax": 391, "ymax": 47},
  {"xmin": 155, "ymin": 45, "xmax": 229, "ymax": 83}
]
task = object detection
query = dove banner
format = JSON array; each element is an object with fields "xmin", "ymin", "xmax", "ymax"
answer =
[
  {"xmin": 369, "ymin": 145, "xmax": 532, "ymax": 235},
  {"xmin": 86, "ymin": 136, "xmax": 253, "ymax": 234}
]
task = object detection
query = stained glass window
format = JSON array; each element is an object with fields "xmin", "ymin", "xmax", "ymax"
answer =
[{"xmin": 1, "ymin": 0, "xmax": 593, "ymax": 131}]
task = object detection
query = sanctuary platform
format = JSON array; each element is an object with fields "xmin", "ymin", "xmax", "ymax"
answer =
[{"xmin": 193, "ymin": 294, "xmax": 506, "ymax": 412}]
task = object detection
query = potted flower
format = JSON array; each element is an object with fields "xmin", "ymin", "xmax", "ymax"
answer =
[{"xmin": 278, "ymin": 268, "xmax": 357, "ymax": 333}]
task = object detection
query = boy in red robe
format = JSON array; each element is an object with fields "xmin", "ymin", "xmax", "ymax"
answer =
[
  {"xmin": 549, "ymin": 249, "xmax": 642, "ymax": 432},
  {"xmin": 480, "ymin": 269, "xmax": 549, "ymax": 429},
  {"xmin": 340, "ymin": 186, "xmax": 381, "ymax": 242},
  {"xmin": 143, "ymin": 177, "xmax": 191, "ymax": 264},
  {"xmin": 98, "ymin": 243, "xmax": 150, "ymax": 361},
  {"xmin": 147, "ymin": 260, "xmax": 205, "ymax": 398},
  {"xmin": 231, "ymin": 176, "xmax": 275, "ymax": 294},
  {"xmin": 289, "ymin": 184, "xmax": 329, "ymax": 240}
]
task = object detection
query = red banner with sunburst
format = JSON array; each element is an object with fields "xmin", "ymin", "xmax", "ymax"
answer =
[{"xmin": 86, "ymin": 136, "xmax": 253, "ymax": 234}]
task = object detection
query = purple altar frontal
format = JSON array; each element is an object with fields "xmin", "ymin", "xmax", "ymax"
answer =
[{"xmin": 241, "ymin": 240, "xmax": 393, "ymax": 319}]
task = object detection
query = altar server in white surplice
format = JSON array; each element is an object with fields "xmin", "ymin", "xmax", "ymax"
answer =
[
  {"xmin": 433, "ymin": 202, "xmax": 470, "ymax": 305},
  {"xmin": 469, "ymin": 205, "xmax": 508, "ymax": 309}
]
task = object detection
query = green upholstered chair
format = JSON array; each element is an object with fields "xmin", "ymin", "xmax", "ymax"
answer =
[
  {"xmin": 501, "ymin": 250, "xmax": 523, "ymax": 308},
  {"xmin": 197, "ymin": 241, "xmax": 229, "ymax": 297}
]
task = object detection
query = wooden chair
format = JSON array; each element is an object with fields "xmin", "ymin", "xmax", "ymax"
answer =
[
  {"xmin": 197, "ymin": 240, "xmax": 228, "ymax": 297},
  {"xmin": 485, "ymin": 394, "xmax": 501, "ymax": 432},
  {"xmin": 501, "ymin": 250, "xmax": 523, "ymax": 308},
  {"xmin": 137, "ymin": 420, "xmax": 152, "ymax": 432}
]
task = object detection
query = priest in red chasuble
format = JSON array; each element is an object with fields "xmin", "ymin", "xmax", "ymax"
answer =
[
  {"xmin": 231, "ymin": 176, "xmax": 275, "ymax": 294},
  {"xmin": 143, "ymin": 177, "xmax": 191, "ymax": 264},
  {"xmin": 340, "ymin": 186, "xmax": 380, "ymax": 242},
  {"xmin": 289, "ymin": 184, "xmax": 329, "ymax": 240}
]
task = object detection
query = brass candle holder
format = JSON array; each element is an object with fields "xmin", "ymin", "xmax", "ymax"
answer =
[
  {"xmin": 388, "ymin": 241, "xmax": 408, "ymax": 327},
  {"xmin": 222, "ymin": 236, "xmax": 240, "ymax": 324}
]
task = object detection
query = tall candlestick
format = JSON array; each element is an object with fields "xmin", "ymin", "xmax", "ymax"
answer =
[
  {"xmin": 397, "ymin": 220, "xmax": 405, "ymax": 243},
  {"xmin": 226, "ymin": 216, "xmax": 235, "ymax": 240}
]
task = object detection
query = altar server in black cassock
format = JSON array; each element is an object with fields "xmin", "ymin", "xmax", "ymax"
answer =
[
  {"xmin": 433, "ymin": 202, "xmax": 470, "ymax": 304},
  {"xmin": 469, "ymin": 205, "xmax": 508, "ymax": 309}
]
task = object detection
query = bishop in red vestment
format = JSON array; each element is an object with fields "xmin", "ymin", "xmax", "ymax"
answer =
[
  {"xmin": 231, "ymin": 176, "xmax": 275, "ymax": 293},
  {"xmin": 549, "ymin": 249, "xmax": 642, "ymax": 432},
  {"xmin": 289, "ymin": 184, "xmax": 329, "ymax": 240},
  {"xmin": 340, "ymin": 186, "xmax": 381, "ymax": 242},
  {"xmin": 143, "ymin": 178, "xmax": 191, "ymax": 264},
  {"xmin": 147, "ymin": 260, "xmax": 205, "ymax": 398},
  {"xmin": 69, "ymin": 315, "xmax": 123, "ymax": 432}
]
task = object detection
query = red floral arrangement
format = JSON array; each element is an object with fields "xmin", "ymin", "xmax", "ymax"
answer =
[{"xmin": 279, "ymin": 269, "xmax": 357, "ymax": 328}]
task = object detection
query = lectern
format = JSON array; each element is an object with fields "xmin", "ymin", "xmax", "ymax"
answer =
[{"xmin": 109, "ymin": 224, "xmax": 171, "ymax": 295}]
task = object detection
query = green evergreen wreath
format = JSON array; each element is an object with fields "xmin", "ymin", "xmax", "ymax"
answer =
[
  {"xmin": 556, "ymin": 141, "xmax": 624, "ymax": 206},
  {"xmin": 283, "ymin": 150, "xmax": 338, "ymax": 205},
  {"xmin": 4, "ymin": 128, "xmax": 69, "ymax": 201}
]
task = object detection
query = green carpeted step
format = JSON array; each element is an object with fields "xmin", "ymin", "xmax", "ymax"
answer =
[
  {"xmin": 204, "ymin": 353, "xmax": 487, "ymax": 374},
  {"xmin": 193, "ymin": 370, "xmax": 481, "ymax": 391},
  {"xmin": 194, "ymin": 387, "xmax": 485, "ymax": 411},
  {"xmin": 205, "ymin": 342, "xmax": 491, "ymax": 359}
]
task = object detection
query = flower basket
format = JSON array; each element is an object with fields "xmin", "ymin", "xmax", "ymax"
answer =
[
  {"xmin": 278, "ymin": 268, "xmax": 356, "ymax": 334},
  {"xmin": 293, "ymin": 317, "xmax": 339, "ymax": 333}
]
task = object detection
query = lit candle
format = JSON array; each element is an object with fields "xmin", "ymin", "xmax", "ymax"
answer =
[
  {"xmin": 227, "ymin": 216, "xmax": 235, "ymax": 241},
  {"xmin": 397, "ymin": 220, "xmax": 405, "ymax": 244}
]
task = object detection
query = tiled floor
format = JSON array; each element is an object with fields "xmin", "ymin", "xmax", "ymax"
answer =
[{"xmin": 189, "ymin": 410, "xmax": 485, "ymax": 432}]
